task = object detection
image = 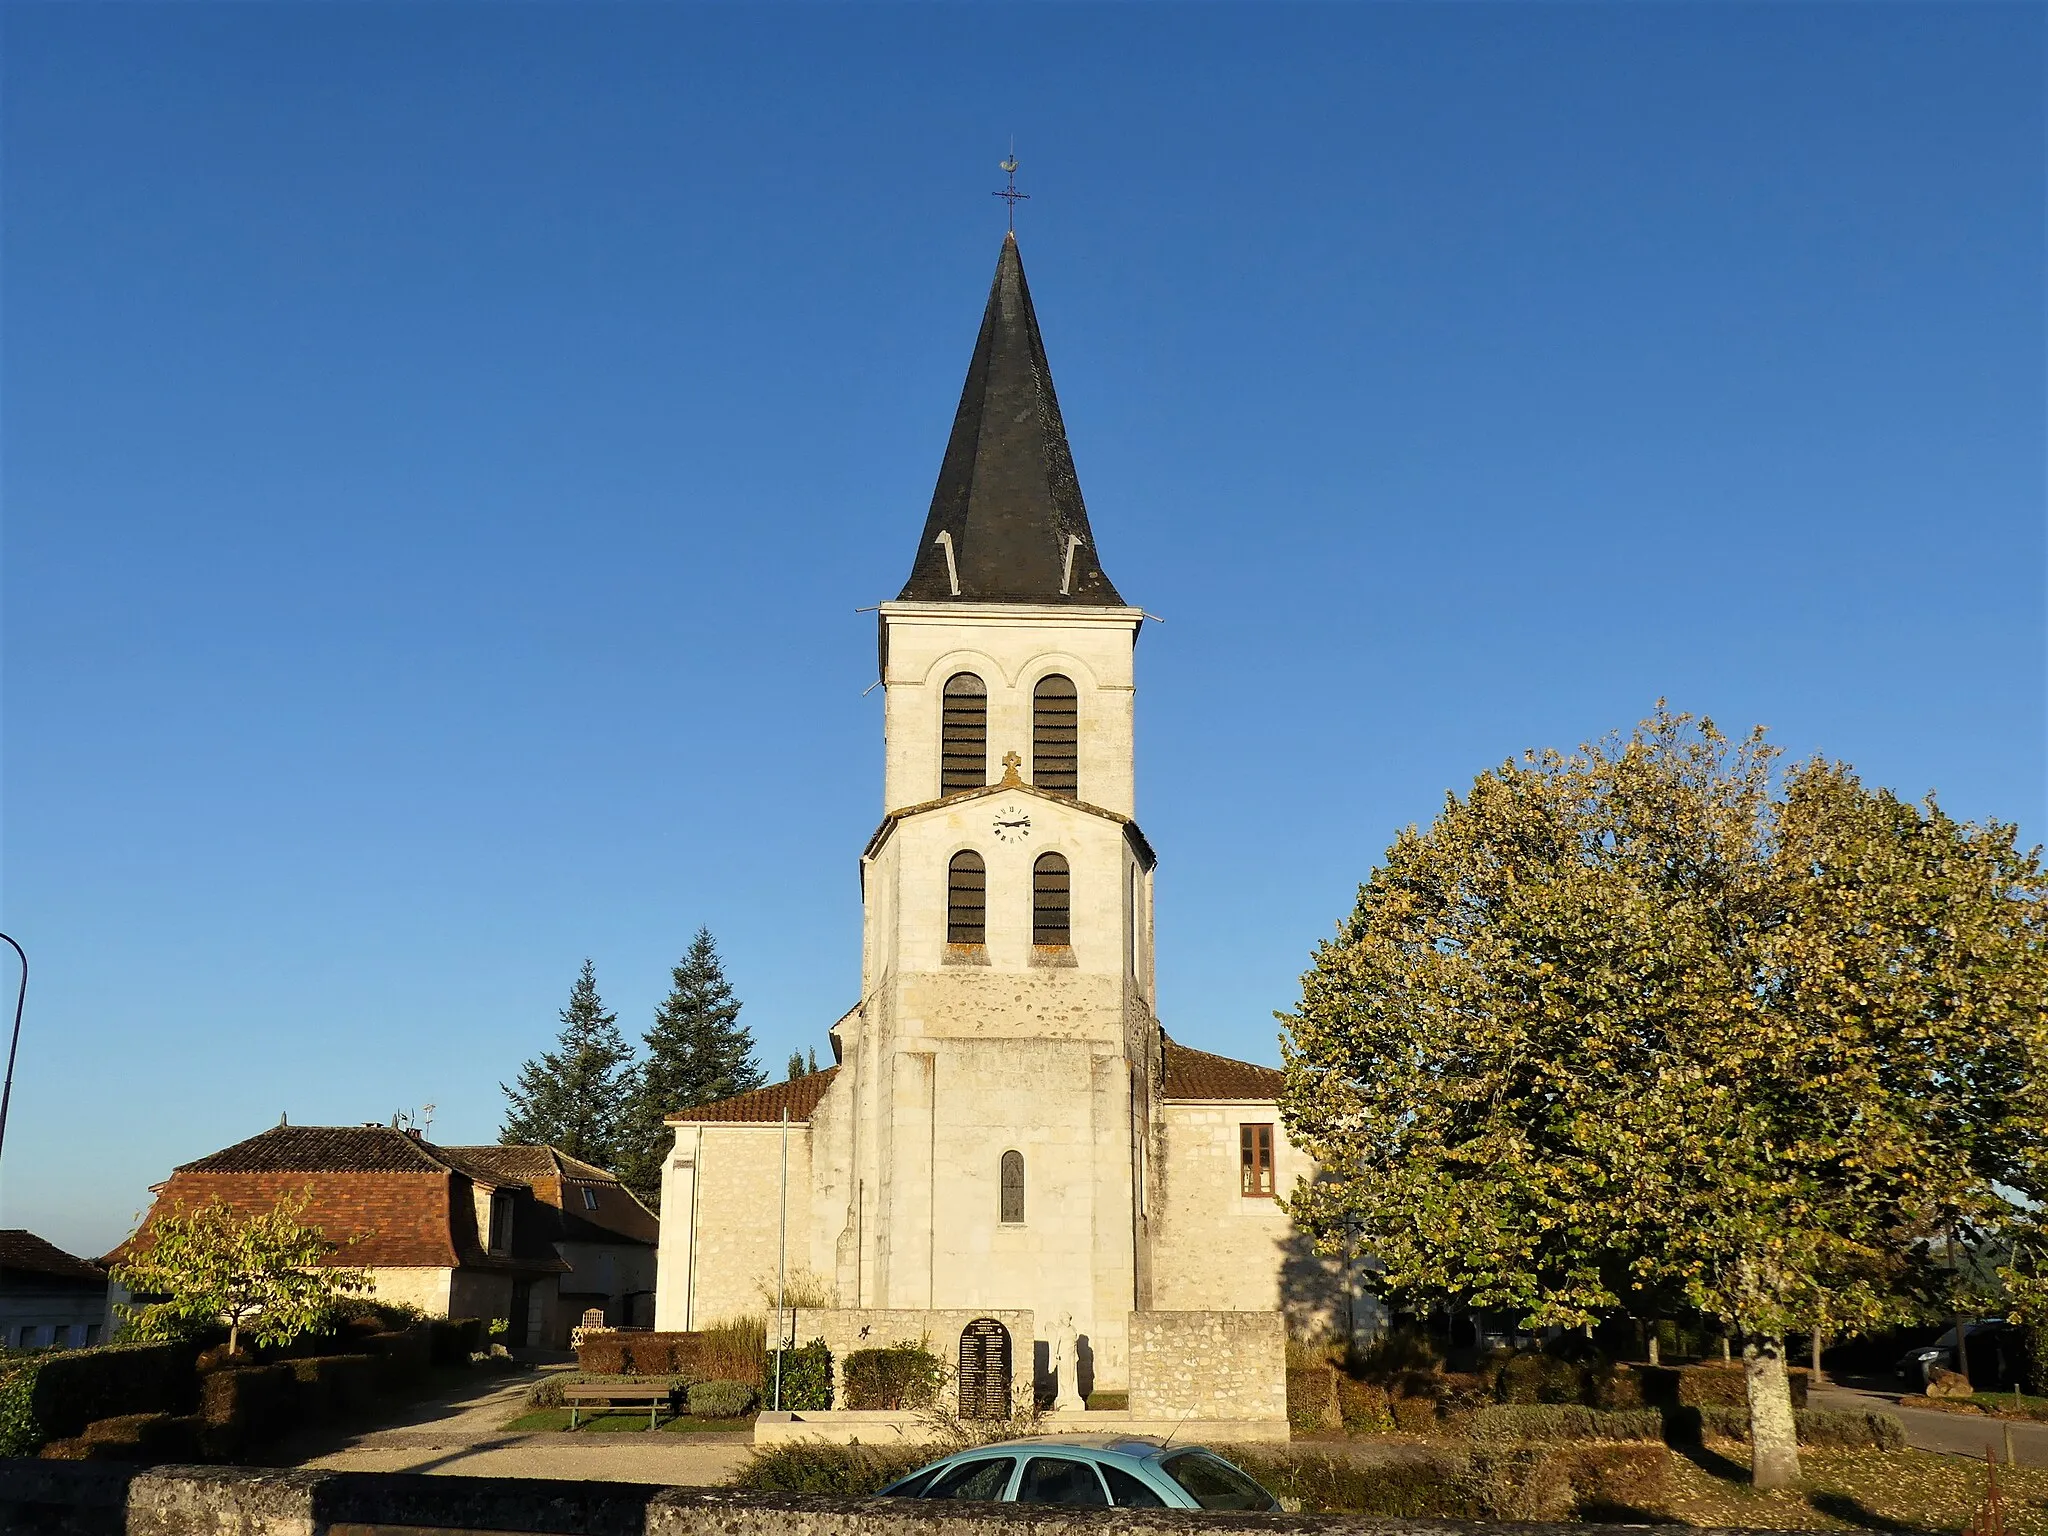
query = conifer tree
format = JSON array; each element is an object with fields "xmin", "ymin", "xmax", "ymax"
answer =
[
  {"xmin": 786, "ymin": 1051, "xmax": 805, "ymax": 1082},
  {"xmin": 500, "ymin": 959, "xmax": 635, "ymax": 1168},
  {"xmin": 616, "ymin": 928, "xmax": 765, "ymax": 1203}
]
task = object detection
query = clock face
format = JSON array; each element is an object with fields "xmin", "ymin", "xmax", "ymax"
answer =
[{"xmin": 992, "ymin": 806, "xmax": 1032, "ymax": 843}]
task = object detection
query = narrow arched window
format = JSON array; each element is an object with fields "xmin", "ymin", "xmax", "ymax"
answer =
[
  {"xmin": 948, "ymin": 851, "xmax": 986, "ymax": 945},
  {"xmin": 1000, "ymin": 1150, "xmax": 1024, "ymax": 1224},
  {"xmin": 941, "ymin": 673, "xmax": 988, "ymax": 795},
  {"xmin": 1032, "ymin": 674, "xmax": 1078, "ymax": 796},
  {"xmin": 1032, "ymin": 853, "xmax": 1071, "ymax": 946}
]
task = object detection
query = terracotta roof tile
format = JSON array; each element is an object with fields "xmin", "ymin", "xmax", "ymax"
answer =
[
  {"xmin": 177, "ymin": 1125, "xmax": 449, "ymax": 1175},
  {"xmin": 668, "ymin": 1068, "xmax": 838, "ymax": 1125},
  {"xmin": 1160, "ymin": 1037, "xmax": 1284, "ymax": 1102},
  {"xmin": 0, "ymin": 1230, "xmax": 106, "ymax": 1285}
]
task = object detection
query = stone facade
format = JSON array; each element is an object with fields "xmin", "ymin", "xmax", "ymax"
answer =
[{"xmin": 1127, "ymin": 1309, "xmax": 1287, "ymax": 1422}]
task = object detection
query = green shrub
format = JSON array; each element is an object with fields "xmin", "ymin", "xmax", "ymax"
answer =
[
  {"xmin": 429, "ymin": 1318, "xmax": 485, "ymax": 1365},
  {"xmin": 1287, "ymin": 1365, "xmax": 1340, "ymax": 1431},
  {"xmin": 1467, "ymin": 1404, "xmax": 1663, "ymax": 1446},
  {"xmin": 1470, "ymin": 1445, "xmax": 1671, "ymax": 1520},
  {"xmin": 361, "ymin": 1328, "xmax": 431, "ymax": 1388},
  {"xmin": 1558, "ymin": 1444, "xmax": 1672, "ymax": 1515},
  {"xmin": 1496, "ymin": 1352, "xmax": 1590, "ymax": 1405},
  {"xmin": 686, "ymin": 1379, "xmax": 758, "ymax": 1419},
  {"xmin": 1224, "ymin": 1448, "xmax": 1482, "ymax": 1518},
  {"xmin": 1347, "ymin": 1326, "xmax": 1441, "ymax": 1379},
  {"xmin": 198, "ymin": 1362, "xmax": 294, "ymax": 1454},
  {"xmin": 1636, "ymin": 1362, "xmax": 1809, "ymax": 1409},
  {"xmin": 730, "ymin": 1440, "xmax": 932, "ymax": 1495},
  {"xmin": 0, "ymin": 1343, "xmax": 191, "ymax": 1455},
  {"xmin": 1336, "ymin": 1376, "xmax": 1393, "ymax": 1433},
  {"xmin": 1391, "ymin": 1395, "xmax": 1439, "ymax": 1434},
  {"xmin": 764, "ymin": 1339, "xmax": 832, "ymax": 1411},
  {"xmin": 842, "ymin": 1343, "xmax": 944, "ymax": 1410},
  {"xmin": 1589, "ymin": 1361, "xmax": 1643, "ymax": 1409},
  {"xmin": 48, "ymin": 1412, "xmax": 204, "ymax": 1465}
]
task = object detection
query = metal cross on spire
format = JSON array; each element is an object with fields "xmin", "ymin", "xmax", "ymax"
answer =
[{"xmin": 992, "ymin": 145, "xmax": 1028, "ymax": 231}]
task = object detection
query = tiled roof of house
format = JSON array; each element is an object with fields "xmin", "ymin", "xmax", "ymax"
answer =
[
  {"xmin": 667, "ymin": 1068, "xmax": 839, "ymax": 1125},
  {"xmin": 436, "ymin": 1145, "xmax": 557, "ymax": 1188},
  {"xmin": 177, "ymin": 1124, "xmax": 449, "ymax": 1175},
  {"xmin": 1160, "ymin": 1036, "xmax": 1284, "ymax": 1102},
  {"xmin": 439, "ymin": 1145, "xmax": 658, "ymax": 1247},
  {"xmin": 0, "ymin": 1230, "xmax": 106, "ymax": 1285}
]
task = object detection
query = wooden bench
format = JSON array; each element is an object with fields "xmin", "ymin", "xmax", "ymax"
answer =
[{"xmin": 563, "ymin": 1382, "xmax": 674, "ymax": 1430}]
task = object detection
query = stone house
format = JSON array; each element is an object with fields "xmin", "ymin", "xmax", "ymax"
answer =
[
  {"xmin": 132, "ymin": 1124, "xmax": 656, "ymax": 1346},
  {"xmin": 0, "ymin": 1231, "xmax": 110, "ymax": 1349},
  {"xmin": 655, "ymin": 233, "xmax": 1354, "ymax": 1393}
]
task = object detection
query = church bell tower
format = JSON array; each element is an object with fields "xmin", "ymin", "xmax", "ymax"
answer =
[{"xmin": 825, "ymin": 232, "xmax": 1161, "ymax": 1387}]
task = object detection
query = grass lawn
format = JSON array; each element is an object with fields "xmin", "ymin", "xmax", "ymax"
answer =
[
  {"xmin": 1911, "ymin": 1392, "xmax": 2048, "ymax": 1423},
  {"xmin": 504, "ymin": 1409, "xmax": 755, "ymax": 1434},
  {"xmin": 1660, "ymin": 1448, "xmax": 2047, "ymax": 1533}
]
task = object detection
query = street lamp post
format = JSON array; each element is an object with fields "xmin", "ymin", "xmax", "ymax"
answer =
[{"xmin": 0, "ymin": 933, "xmax": 27, "ymax": 1169}]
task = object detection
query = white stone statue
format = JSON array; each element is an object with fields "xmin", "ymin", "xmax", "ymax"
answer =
[{"xmin": 1050, "ymin": 1312, "xmax": 1083, "ymax": 1413}]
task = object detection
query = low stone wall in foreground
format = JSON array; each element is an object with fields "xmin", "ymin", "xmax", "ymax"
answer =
[{"xmin": 3, "ymin": 1460, "xmax": 1811, "ymax": 1536}]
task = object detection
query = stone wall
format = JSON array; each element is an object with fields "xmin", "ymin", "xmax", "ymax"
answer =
[
  {"xmin": 1148, "ymin": 1103, "xmax": 1351, "ymax": 1336},
  {"xmin": 8, "ymin": 1461, "xmax": 1781, "ymax": 1536},
  {"xmin": 779, "ymin": 1306, "xmax": 1035, "ymax": 1416},
  {"xmin": 1126, "ymin": 1309, "xmax": 1287, "ymax": 1422},
  {"xmin": 658, "ymin": 1121, "xmax": 815, "ymax": 1332}
]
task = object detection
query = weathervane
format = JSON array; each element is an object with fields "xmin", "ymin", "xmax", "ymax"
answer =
[{"xmin": 993, "ymin": 143, "xmax": 1028, "ymax": 231}]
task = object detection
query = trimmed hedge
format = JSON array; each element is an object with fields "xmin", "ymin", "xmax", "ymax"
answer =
[
  {"xmin": 1467, "ymin": 1404, "xmax": 1664, "ymax": 1446},
  {"xmin": 686, "ymin": 1380, "xmax": 758, "ymax": 1419},
  {"xmin": 1224, "ymin": 1449, "xmax": 1485, "ymax": 1518},
  {"xmin": 767, "ymin": 1339, "xmax": 832, "ymax": 1412},
  {"xmin": 1669, "ymin": 1404, "xmax": 1904, "ymax": 1449},
  {"xmin": 1391, "ymin": 1395, "xmax": 1439, "ymax": 1434},
  {"xmin": 39, "ymin": 1412, "xmax": 202, "ymax": 1464},
  {"xmin": 1635, "ymin": 1361, "xmax": 1809, "ymax": 1409},
  {"xmin": 575, "ymin": 1331, "xmax": 723, "ymax": 1379},
  {"xmin": 1335, "ymin": 1376, "xmax": 1393, "ymax": 1433},
  {"xmin": 525, "ymin": 1372, "xmax": 685, "ymax": 1410},
  {"xmin": 429, "ymin": 1318, "xmax": 486, "ymax": 1366},
  {"xmin": 0, "ymin": 1343, "xmax": 192, "ymax": 1454},
  {"xmin": 842, "ymin": 1344, "xmax": 944, "ymax": 1411},
  {"xmin": 1287, "ymin": 1365, "xmax": 1341, "ymax": 1431}
]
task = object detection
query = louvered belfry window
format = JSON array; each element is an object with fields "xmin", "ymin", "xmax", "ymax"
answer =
[
  {"xmin": 1000, "ymin": 1150, "xmax": 1025, "ymax": 1224},
  {"xmin": 1032, "ymin": 674, "xmax": 1078, "ymax": 795},
  {"xmin": 1032, "ymin": 853, "xmax": 1071, "ymax": 946},
  {"xmin": 948, "ymin": 851, "xmax": 987, "ymax": 945},
  {"xmin": 942, "ymin": 673, "xmax": 989, "ymax": 795}
]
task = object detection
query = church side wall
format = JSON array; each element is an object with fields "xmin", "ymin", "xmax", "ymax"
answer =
[
  {"xmin": 1150, "ymin": 1101, "xmax": 1348, "ymax": 1334},
  {"xmin": 657, "ymin": 1123, "xmax": 814, "ymax": 1330}
]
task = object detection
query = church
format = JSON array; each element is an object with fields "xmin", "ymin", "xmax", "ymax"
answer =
[{"xmin": 653, "ymin": 233, "xmax": 1346, "ymax": 1395}]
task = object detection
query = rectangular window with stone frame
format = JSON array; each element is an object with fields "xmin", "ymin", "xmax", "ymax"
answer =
[{"xmin": 1240, "ymin": 1124, "xmax": 1274, "ymax": 1198}]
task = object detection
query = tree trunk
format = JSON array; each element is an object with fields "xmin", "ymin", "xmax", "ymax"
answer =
[
  {"xmin": 1721, "ymin": 1335, "xmax": 1732, "ymax": 1362},
  {"xmin": 1955, "ymin": 1312, "xmax": 1972, "ymax": 1385},
  {"xmin": 1810, "ymin": 1327, "xmax": 1825, "ymax": 1385},
  {"xmin": 228, "ymin": 1318, "xmax": 240, "ymax": 1357},
  {"xmin": 1744, "ymin": 1337, "xmax": 1802, "ymax": 1489},
  {"xmin": 1648, "ymin": 1330, "xmax": 1661, "ymax": 1367}
]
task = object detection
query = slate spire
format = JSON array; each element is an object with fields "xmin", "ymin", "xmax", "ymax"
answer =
[{"xmin": 898, "ymin": 234, "xmax": 1124, "ymax": 605}]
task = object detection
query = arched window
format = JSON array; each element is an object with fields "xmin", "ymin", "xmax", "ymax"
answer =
[
  {"xmin": 941, "ymin": 673, "xmax": 988, "ymax": 795},
  {"xmin": 1032, "ymin": 674, "xmax": 1078, "ymax": 796},
  {"xmin": 1032, "ymin": 853, "xmax": 1071, "ymax": 946},
  {"xmin": 1000, "ymin": 1150, "xmax": 1024, "ymax": 1224},
  {"xmin": 947, "ymin": 851, "xmax": 986, "ymax": 946}
]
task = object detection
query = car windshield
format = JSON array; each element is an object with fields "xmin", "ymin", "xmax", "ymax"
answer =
[{"xmin": 1159, "ymin": 1452, "xmax": 1274, "ymax": 1512}]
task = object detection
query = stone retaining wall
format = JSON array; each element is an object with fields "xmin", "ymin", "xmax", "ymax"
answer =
[
  {"xmin": 3, "ymin": 1460, "xmax": 1792, "ymax": 1536},
  {"xmin": 1127, "ymin": 1310, "xmax": 1287, "ymax": 1422}
]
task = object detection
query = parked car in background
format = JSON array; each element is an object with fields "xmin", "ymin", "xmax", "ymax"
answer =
[
  {"xmin": 876, "ymin": 1437, "xmax": 1280, "ymax": 1512},
  {"xmin": 1896, "ymin": 1319, "xmax": 2024, "ymax": 1389}
]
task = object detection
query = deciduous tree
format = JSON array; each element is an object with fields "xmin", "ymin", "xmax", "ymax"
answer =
[
  {"xmin": 110, "ymin": 1191, "xmax": 369, "ymax": 1355},
  {"xmin": 1282, "ymin": 707, "xmax": 2047, "ymax": 1486}
]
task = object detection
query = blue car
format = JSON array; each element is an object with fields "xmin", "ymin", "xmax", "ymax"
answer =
[{"xmin": 875, "ymin": 1436, "xmax": 1281, "ymax": 1512}]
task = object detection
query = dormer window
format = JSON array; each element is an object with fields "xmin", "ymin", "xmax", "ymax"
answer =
[
  {"xmin": 1032, "ymin": 675, "xmax": 1078, "ymax": 795},
  {"xmin": 488, "ymin": 1191, "xmax": 514, "ymax": 1253},
  {"xmin": 581, "ymin": 1188, "xmax": 599, "ymax": 1211},
  {"xmin": 942, "ymin": 673, "xmax": 988, "ymax": 794}
]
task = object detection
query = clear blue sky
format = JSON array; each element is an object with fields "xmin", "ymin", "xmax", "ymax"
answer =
[{"xmin": 5, "ymin": 4, "xmax": 2040, "ymax": 1258}]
